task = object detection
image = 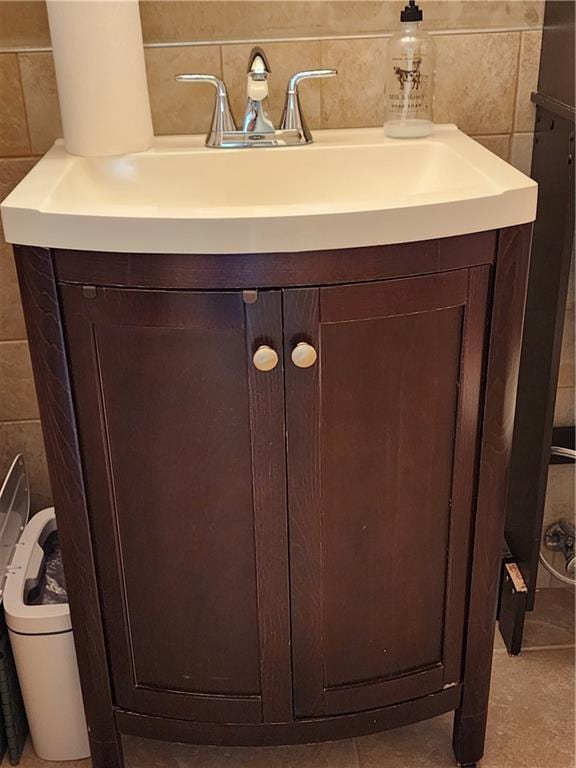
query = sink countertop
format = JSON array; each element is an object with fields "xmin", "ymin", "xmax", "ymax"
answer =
[{"xmin": 0, "ymin": 125, "xmax": 537, "ymax": 254}]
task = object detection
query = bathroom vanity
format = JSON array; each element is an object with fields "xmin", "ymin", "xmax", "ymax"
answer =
[{"xmin": 1, "ymin": 127, "xmax": 536, "ymax": 768}]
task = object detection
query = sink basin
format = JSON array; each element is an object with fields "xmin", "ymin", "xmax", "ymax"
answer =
[{"xmin": 1, "ymin": 125, "xmax": 537, "ymax": 254}]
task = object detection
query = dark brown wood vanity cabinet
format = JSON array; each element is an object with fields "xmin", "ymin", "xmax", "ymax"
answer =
[{"xmin": 14, "ymin": 226, "xmax": 531, "ymax": 768}]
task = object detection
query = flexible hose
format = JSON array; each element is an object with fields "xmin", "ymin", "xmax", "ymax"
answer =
[
  {"xmin": 539, "ymin": 550, "xmax": 576, "ymax": 586},
  {"xmin": 538, "ymin": 446, "xmax": 576, "ymax": 585},
  {"xmin": 550, "ymin": 446, "xmax": 576, "ymax": 460}
]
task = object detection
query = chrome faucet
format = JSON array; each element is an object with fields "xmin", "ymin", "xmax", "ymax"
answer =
[
  {"xmin": 176, "ymin": 46, "xmax": 337, "ymax": 148},
  {"xmin": 243, "ymin": 47, "xmax": 275, "ymax": 134},
  {"xmin": 174, "ymin": 74, "xmax": 236, "ymax": 148}
]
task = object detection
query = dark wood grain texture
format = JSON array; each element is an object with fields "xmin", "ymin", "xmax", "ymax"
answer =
[
  {"xmin": 53, "ymin": 231, "xmax": 496, "ymax": 290},
  {"xmin": 59, "ymin": 285, "xmax": 290, "ymax": 725},
  {"xmin": 282, "ymin": 288, "xmax": 323, "ymax": 718},
  {"xmin": 13, "ymin": 246, "xmax": 123, "ymax": 768},
  {"xmin": 442, "ymin": 267, "xmax": 490, "ymax": 685},
  {"xmin": 13, "ymin": 228, "xmax": 508, "ymax": 762},
  {"xmin": 285, "ymin": 269, "xmax": 489, "ymax": 720},
  {"xmin": 245, "ymin": 291, "xmax": 293, "ymax": 722},
  {"xmin": 453, "ymin": 224, "xmax": 532, "ymax": 766},
  {"xmin": 504, "ymin": 103, "xmax": 574, "ymax": 619},
  {"xmin": 115, "ymin": 685, "xmax": 462, "ymax": 746}
]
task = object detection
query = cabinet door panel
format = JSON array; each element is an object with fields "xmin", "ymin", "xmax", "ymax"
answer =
[
  {"xmin": 60, "ymin": 286, "xmax": 291, "ymax": 724},
  {"xmin": 285, "ymin": 268, "xmax": 489, "ymax": 718}
]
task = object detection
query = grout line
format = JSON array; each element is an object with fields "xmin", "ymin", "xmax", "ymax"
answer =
[
  {"xmin": 0, "ymin": 25, "xmax": 544, "ymax": 55},
  {"xmin": 0, "ymin": 155, "xmax": 43, "ymax": 162},
  {"xmin": 14, "ymin": 53, "xmax": 33, "ymax": 155},
  {"xmin": 0, "ymin": 418, "xmax": 41, "ymax": 426},
  {"xmin": 510, "ymin": 31, "xmax": 524, "ymax": 135},
  {"xmin": 505, "ymin": 133, "xmax": 512, "ymax": 163},
  {"xmin": 217, "ymin": 41, "xmax": 224, "ymax": 79},
  {"xmin": 319, "ymin": 38, "xmax": 325, "ymax": 129},
  {"xmin": 0, "ymin": 336, "xmax": 28, "ymax": 344}
]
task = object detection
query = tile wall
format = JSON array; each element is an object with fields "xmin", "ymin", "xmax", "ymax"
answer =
[{"xmin": 0, "ymin": 0, "xmax": 571, "ymax": 530}]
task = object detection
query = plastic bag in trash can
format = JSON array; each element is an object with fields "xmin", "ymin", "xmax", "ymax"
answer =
[{"xmin": 27, "ymin": 533, "xmax": 68, "ymax": 606}]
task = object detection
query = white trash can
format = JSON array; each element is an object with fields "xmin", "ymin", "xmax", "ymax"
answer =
[{"xmin": 0, "ymin": 455, "xmax": 90, "ymax": 762}]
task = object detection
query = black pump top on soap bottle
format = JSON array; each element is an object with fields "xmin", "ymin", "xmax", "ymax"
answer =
[{"xmin": 400, "ymin": 0, "xmax": 423, "ymax": 22}]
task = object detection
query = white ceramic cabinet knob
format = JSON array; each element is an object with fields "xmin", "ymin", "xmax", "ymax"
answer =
[
  {"xmin": 291, "ymin": 341, "xmax": 318, "ymax": 369},
  {"xmin": 253, "ymin": 345, "xmax": 279, "ymax": 372}
]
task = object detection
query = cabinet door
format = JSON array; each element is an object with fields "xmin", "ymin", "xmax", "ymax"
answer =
[
  {"xmin": 284, "ymin": 268, "xmax": 489, "ymax": 718},
  {"xmin": 60, "ymin": 286, "xmax": 291, "ymax": 724}
]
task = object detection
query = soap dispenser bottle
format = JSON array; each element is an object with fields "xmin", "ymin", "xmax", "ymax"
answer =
[{"xmin": 384, "ymin": 0, "xmax": 435, "ymax": 138}]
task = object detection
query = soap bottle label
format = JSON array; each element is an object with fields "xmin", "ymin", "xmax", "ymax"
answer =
[{"xmin": 387, "ymin": 53, "xmax": 431, "ymax": 119}]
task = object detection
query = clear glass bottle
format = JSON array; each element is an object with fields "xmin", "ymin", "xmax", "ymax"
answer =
[{"xmin": 384, "ymin": 0, "xmax": 436, "ymax": 138}]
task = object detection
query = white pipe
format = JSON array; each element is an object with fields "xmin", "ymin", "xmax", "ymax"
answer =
[{"xmin": 539, "ymin": 551, "xmax": 576, "ymax": 586}]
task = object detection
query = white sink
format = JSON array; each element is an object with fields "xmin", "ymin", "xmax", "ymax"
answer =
[{"xmin": 1, "ymin": 126, "xmax": 537, "ymax": 254}]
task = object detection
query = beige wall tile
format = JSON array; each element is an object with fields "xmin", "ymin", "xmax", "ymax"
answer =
[
  {"xmin": 0, "ymin": 1, "xmax": 50, "ymax": 48},
  {"xmin": 515, "ymin": 31, "xmax": 542, "ymax": 133},
  {"xmin": 0, "ymin": 159, "xmax": 36, "ymax": 342},
  {"xmin": 546, "ymin": 550, "xmax": 574, "ymax": 588},
  {"xmin": 138, "ymin": 1, "xmax": 544, "ymax": 46},
  {"xmin": 19, "ymin": 52, "xmax": 63, "ymax": 155},
  {"xmin": 542, "ymin": 463, "xmax": 575, "ymax": 588},
  {"xmin": 140, "ymin": 2, "xmax": 398, "ymax": 45},
  {"xmin": 554, "ymin": 387, "xmax": 575, "ymax": 427},
  {"xmin": 0, "ymin": 420, "xmax": 51, "ymax": 512},
  {"xmin": 558, "ymin": 308, "xmax": 575, "ymax": 389},
  {"xmin": 425, "ymin": 0, "xmax": 544, "ymax": 32},
  {"xmin": 0, "ymin": 243, "xmax": 26, "ymax": 342},
  {"xmin": 510, "ymin": 132, "xmax": 534, "ymax": 176},
  {"xmin": 471, "ymin": 134, "xmax": 511, "ymax": 162},
  {"xmin": 0, "ymin": 156, "xmax": 39, "ymax": 244},
  {"xmin": 544, "ymin": 465, "xmax": 575, "ymax": 528},
  {"xmin": 321, "ymin": 38, "xmax": 387, "ymax": 129},
  {"xmin": 536, "ymin": 561, "xmax": 552, "ymax": 589},
  {"xmin": 0, "ymin": 0, "xmax": 546, "ymax": 50},
  {"xmin": 145, "ymin": 45, "xmax": 221, "ymax": 135},
  {"xmin": 222, "ymin": 41, "xmax": 321, "ymax": 130},
  {"xmin": 0, "ymin": 341, "xmax": 38, "ymax": 421},
  {"xmin": 0, "ymin": 158, "xmax": 38, "ymax": 224},
  {"xmin": 0, "ymin": 54, "xmax": 30, "ymax": 157},
  {"xmin": 435, "ymin": 33, "xmax": 520, "ymax": 135}
]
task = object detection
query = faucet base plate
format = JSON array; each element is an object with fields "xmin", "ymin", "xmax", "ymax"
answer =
[{"xmin": 207, "ymin": 128, "xmax": 309, "ymax": 148}]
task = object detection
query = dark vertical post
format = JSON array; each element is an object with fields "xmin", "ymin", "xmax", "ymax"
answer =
[
  {"xmin": 14, "ymin": 246, "xmax": 123, "ymax": 768},
  {"xmin": 503, "ymin": 0, "xmax": 575, "ymax": 641},
  {"xmin": 453, "ymin": 224, "xmax": 532, "ymax": 767}
]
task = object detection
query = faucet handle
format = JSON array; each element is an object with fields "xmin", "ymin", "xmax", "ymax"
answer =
[
  {"xmin": 280, "ymin": 69, "xmax": 337, "ymax": 141},
  {"xmin": 176, "ymin": 74, "xmax": 237, "ymax": 146},
  {"xmin": 286, "ymin": 68, "xmax": 337, "ymax": 92}
]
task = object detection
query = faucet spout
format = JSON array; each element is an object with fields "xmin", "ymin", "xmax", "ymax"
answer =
[
  {"xmin": 243, "ymin": 47, "xmax": 275, "ymax": 134},
  {"xmin": 247, "ymin": 46, "xmax": 271, "ymax": 79},
  {"xmin": 174, "ymin": 48, "xmax": 337, "ymax": 147}
]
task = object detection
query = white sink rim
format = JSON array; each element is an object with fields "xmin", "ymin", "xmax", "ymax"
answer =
[{"xmin": 1, "ymin": 125, "xmax": 537, "ymax": 255}]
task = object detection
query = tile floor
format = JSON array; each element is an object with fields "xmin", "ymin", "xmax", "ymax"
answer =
[{"xmin": 6, "ymin": 588, "xmax": 574, "ymax": 768}]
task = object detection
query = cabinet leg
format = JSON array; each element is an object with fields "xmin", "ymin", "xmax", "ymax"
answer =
[
  {"xmin": 452, "ymin": 705, "xmax": 487, "ymax": 768},
  {"xmin": 89, "ymin": 728, "xmax": 124, "ymax": 768},
  {"xmin": 451, "ymin": 228, "xmax": 532, "ymax": 768}
]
